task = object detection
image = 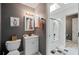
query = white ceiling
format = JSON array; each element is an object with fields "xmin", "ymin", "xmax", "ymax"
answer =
[{"xmin": 22, "ymin": 3, "xmax": 39, "ymax": 8}]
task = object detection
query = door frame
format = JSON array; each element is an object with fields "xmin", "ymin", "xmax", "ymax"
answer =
[{"xmin": 65, "ymin": 12, "xmax": 79, "ymax": 47}]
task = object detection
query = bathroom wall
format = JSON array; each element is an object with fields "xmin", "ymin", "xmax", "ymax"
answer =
[
  {"xmin": 35, "ymin": 3, "xmax": 47, "ymax": 55},
  {"xmin": 1, "ymin": 3, "xmax": 47, "ymax": 55},
  {"xmin": 35, "ymin": 3, "xmax": 47, "ymax": 19},
  {"xmin": 1, "ymin": 3, "xmax": 35, "ymax": 54},
  {"xmin": 0, "ymin": 3, "xmax": 1, "ymax": 55},
  {"xmin": 0, "ymin": 4, "xmax": 1, "ymax": 46}
]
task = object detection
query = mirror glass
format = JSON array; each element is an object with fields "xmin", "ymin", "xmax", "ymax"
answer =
[{"xmin": 24, "ymin": 15, "xmax": 35, "ymax": 31}]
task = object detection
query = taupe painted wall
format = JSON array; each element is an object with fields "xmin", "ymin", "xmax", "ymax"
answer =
[
  {"xmin": 0, "ymin": 3, "xmax": 1, "ymax": 45},
  {"xmin": 35, "ymin": 3, "xmax": 47, "ymax": 55},
  {"xmin": 1, "ymin": 3, "xmax": 47, "ymax": 55},
  {"xmin": 35, "ymin": 3, "xmax": 47, "ymax": 19},
  {"xmin": 1, "ymin": 3, "xmax": 35, "ymax": 54}
]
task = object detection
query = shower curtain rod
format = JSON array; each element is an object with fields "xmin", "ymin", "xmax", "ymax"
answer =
[
  {"xmin": 49, "ymin": 18, "xmax": 61, "ymax": 22},
  {"xmin": 49, "ymin": 18, "xmax": 57, "ymax": 20}
]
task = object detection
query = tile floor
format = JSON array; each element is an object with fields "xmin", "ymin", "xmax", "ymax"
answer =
[
  {"xmin": 20, "ymin": 51, "xmax": 41, "ymax": 55},
  {"xmin": 65, "ymin": 40, "xmax": 78, "ymax": 55},
  {"xmin": 66, "ymin": 40, "xmax": 78, "ymax": 48},
  {"xmin": 65, "ymin": 48, "xmax": 78, "ymax": 55}
]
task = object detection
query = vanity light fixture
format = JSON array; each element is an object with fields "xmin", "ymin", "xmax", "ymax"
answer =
[{"xmin": 26, "ymin": 11, "xmax": 34, "ymax": 16}]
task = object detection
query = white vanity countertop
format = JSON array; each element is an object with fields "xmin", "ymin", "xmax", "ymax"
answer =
[{"xmin": 23, "ymin": 35, "xmax": 39, "ymax": 39}]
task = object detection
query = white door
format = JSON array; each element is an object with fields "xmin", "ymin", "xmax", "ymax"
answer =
[{"xmin": 72, "ymin": 18, "xmax": 78, "ymax": 44}]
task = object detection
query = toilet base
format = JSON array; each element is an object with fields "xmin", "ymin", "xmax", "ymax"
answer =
[{"xmin": 7, "ymin": 50, "xmax": 20, "ymax": 55}]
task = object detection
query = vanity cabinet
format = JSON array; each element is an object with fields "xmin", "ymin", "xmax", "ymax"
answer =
[{"xmin": 23, "ymin": 35, "xmax": 39, "ymax": 55}]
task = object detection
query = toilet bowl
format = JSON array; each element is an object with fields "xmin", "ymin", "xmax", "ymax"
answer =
[{"xmin": 5, "ymin": 39, "xmax": 21, "ymax": 55}]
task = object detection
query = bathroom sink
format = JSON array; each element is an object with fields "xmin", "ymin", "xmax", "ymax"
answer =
[
  {"xmin": 23, "ymin": 34, "xmax": 39, "ymax": 55},
  {"xmin": 23, "ymin": 34, "xmax": 39, "ymax": 39}
]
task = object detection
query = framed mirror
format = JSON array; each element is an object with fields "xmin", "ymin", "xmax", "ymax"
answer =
[{"xmin": 24, "ymin": 15, "xmax": 35, "ymax": 31}]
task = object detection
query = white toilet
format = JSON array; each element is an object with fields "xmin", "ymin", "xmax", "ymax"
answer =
[{"xmin": 5, "ymin": 39, "xmax": 21, "ymax": 55}]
